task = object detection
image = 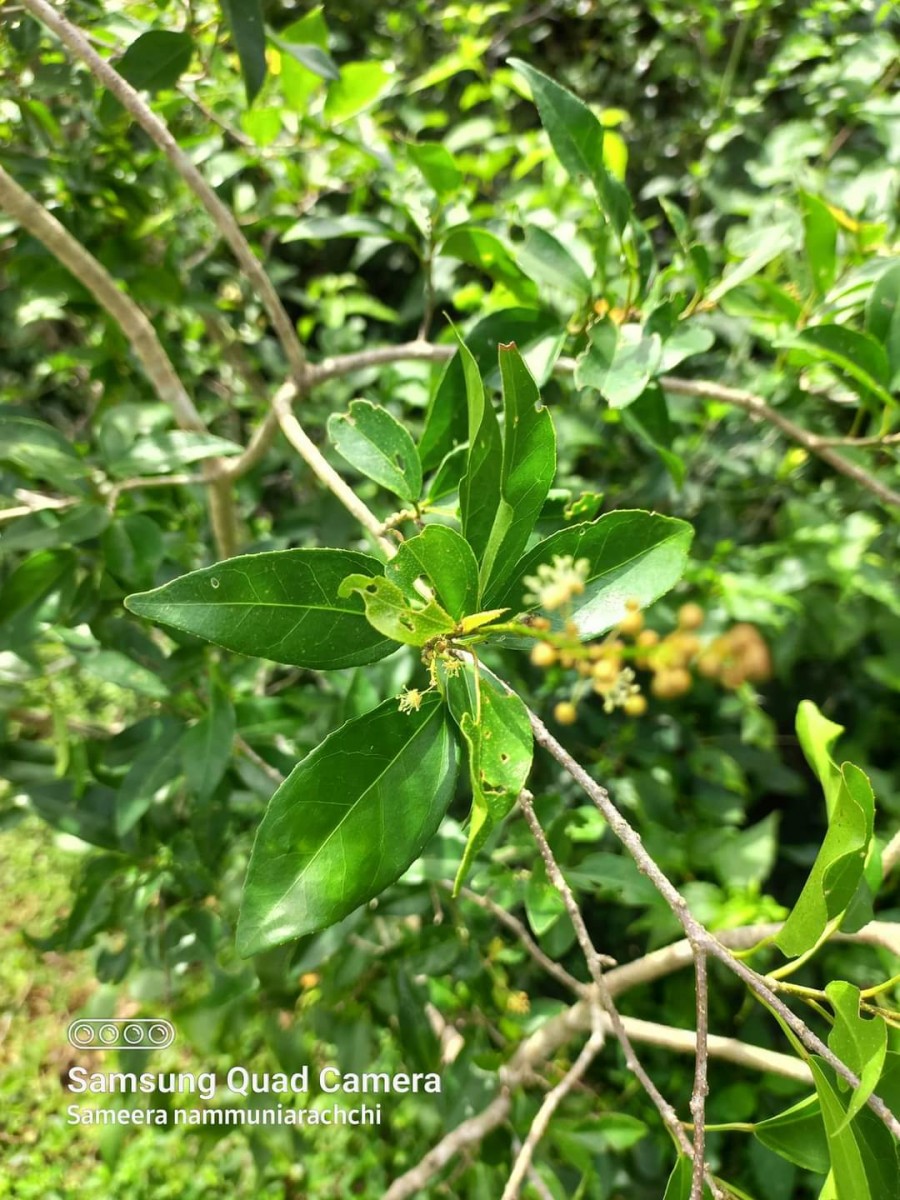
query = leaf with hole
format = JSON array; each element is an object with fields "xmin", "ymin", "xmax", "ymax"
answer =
[
  {"xmin": 386, "ymin": 525, "xmax": 479, "ymax": 621},
  {"xmin": 338, "ymin": 574, "xmax": 456, "ymax": 647},
  {"xmin": 328, "ymin": 400, "xmax": 422, "ymax": 502},
  {"xmin": 236, "ymin": 695, "xmax": 458, "ymax": 953},
  {"xmin": 440, "ymin": 661, "xmax": 532, "ymax": 891}
]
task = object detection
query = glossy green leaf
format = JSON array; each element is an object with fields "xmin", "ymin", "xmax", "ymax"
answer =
[
  {"xmin": 102, "ymin": 514, "xmax": 164, "ymax": 590},
  {"xmin": 754, "ymin": 1093, "xmax": 831, "ymax": 1174},
  {"xmin": 509, "ymin": 59, "xmax": 631, "ymax": 235},
  {"xmin": 477, "ymin": 343, "xmax": 557, "ymax": 596},
  {"xmin": 441, "ymin": 661, "xmax": 533, "ymax": 890},
  {"xmin": 324, "ymin": 61, "xmax": 393, "ymax": 123},
  {"xmin": 125, "ymin": 549, "xmax": 397, "ymax": 670},
  {"xmin": 419, "ymin": 351, "xmax": 467, "ymax": 474},
  {"xmin": 0, "ymin": 416, "xmax": 91, "ymax": 486},
  {"xmin": 865, "ymin": 262, "xmax": 900, "ymax": 384},
  {"xmin": 116, "ymin": 717, "xmax": 183, "ymax": 834},
  {"xmin": 278, "ymin": 7, "xmax": 331, "ymax": 111},
  {"xmin": 796, "ymin": 701, "xmax": 846, "ymax": 818},
  {"xmin": 107, "ymin": 431, "xmax": 242, "ymax": 478},
  {"xmin": 809, "ymin": 1059, "xmax": 872, "ymax": 1200},
  {"xmin": 440, "ymin": 225, "xmax": 533, "ymax": 293},
  {"xmin": 659, "ymin": 324, "xmax": 715, "ymax": 371},
  {"xmin": 181, "ymin": 686, "xmax": 236, "ymax": 802},
  {"xmin": 386, "ymin": 525, "xmax": 479, "ymax": 621},
  {"xmin": 220, "ymin": 0, "xmax": 267, "ymax": 104},
  {"xmin": 515, "ymin": 224, "xmax": 592, "ymax": 301},
  {"xmin": 327, "ymin": 400, "xmax": 422, "ymax": 502},
  {"xmin": 0, "ymin": 548, "xmax": 75, "ymax": 623},
  {"xmin": 775, "ymin": 760, "xmax": 875, "ymax": 958},
  {"xmin": 707, "ymin": 222, "xmax": 794, "ymax": 305},
  {"xmin": 459, "ymin": 338, "xmax": 504, "ymax": 568},
  {"xmin": 825, "ymin": 982, "xmax": 887, "ymax": 1128},
  {"xmin": 80, "ymin": 649, "xmax": 170, "ymax": 700},
  {"xmin": 237, "ymin": 695, "xmax": 458, "ymax": 953},
  {"xmin": 112, "ymin": 31, "xmax": 194, "ymax": 95},
  {"xmin": 576, "ymin": 321, "xmax": 663, "ymax": 408},
  {"xmin": 277, "ymin": 40, "xmax": 338, "ymax": 80},
  {"xmin": 800, "ymin": 192, "xmax": 838, "ymax": 296},
  {"xmin": 779, "ymin": 326, "xmax": 894, "ymax": 409},
  {"xmin": 424, "ymin": 444, "xmax": 468, "ymax": 503},
  {"xmin": 281, "ymin": 214, "xmax": 413, "ymax": 245},
  {"xmin": 486, "ymin": 510, "xmax": 694, "ymax": 637},
  {"xmin": 338, "ymin": 573, "xmax": 456, "ymax": 646},
  {"xmin": 621, "ymin": 385, "xmax": 685, "ymax": 486},
  {"xmin": 408, "ymin": 142, "xmax": 463, "ymax": 198}
]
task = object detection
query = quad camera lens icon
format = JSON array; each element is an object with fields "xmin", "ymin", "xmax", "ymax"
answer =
[{"xmin": 67, "ymin": 1018, "xmax": 175, "ymax": 1050}]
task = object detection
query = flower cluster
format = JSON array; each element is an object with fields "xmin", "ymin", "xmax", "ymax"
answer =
[
  {"xmin": 527, "ymin": 596, "xmax": 772, "ymax": 726},
  {"xmin": 523, "ymin": 555, "xmax": 590, "ymax": 612}
]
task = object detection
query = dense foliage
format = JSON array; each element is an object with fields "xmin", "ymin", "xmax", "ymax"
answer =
[{"xmin": 1, "ymin": 1, "xmax": 899, "ymax": 1197}]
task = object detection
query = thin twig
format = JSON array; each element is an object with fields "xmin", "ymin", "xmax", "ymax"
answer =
[
  {"xmin": 0, "ymin": 163, "xmax": 236, "ymax": 557},
  {"xmin": 689, "ymin": 950, "xmax": 709, "ymax": 1200},
  {"xmin": 660, "ymin": 376, "xmax": 900, "ymax": 510},
  {"xmin": 272, "ymin": 388, "xmax": 396, "ymax": 557},
  {"xmin": 526, "ymin": 705, "xmax": 900, "ymax": 1139},
  {"xmin": 501, "ymin": 997, "xmax": 605, "ymax": 1200},
  {"xmin": 447, "ymin": 883, "xmax": 587, "ymax": 996},
  {"xmin": 517, "ymin": 791, "xmax": 703, "ymax": 1168},
  {"xmin": 21, "ymin": 0, "xmax": 309, "ymax": 391}
]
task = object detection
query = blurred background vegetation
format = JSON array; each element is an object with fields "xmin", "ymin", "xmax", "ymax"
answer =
[{"xmin": 0, "ymin": 0, "xmax": 898, "ymax": 1196}]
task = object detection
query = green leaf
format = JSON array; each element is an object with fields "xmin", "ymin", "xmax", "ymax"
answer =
[
  {"xmin": 112, "ymin": 30, "xmax": 194, "ymax": 95},
  {"xmin": 662, "ymin": 1156, "xmax": 692, "ymax": 1200},
  {"xmin": 778, "ymin": 326, "xmax": 894, "ymax": 409},
  {"xmin": 107, "ymin": 431, "xmax": 242, "ymax": 477},
  {"xmin": 659, "ymin": 324, "xmax": 715, "ymax": 371},
  {"xmin": 386, "ymin": 525, "xmax": 479, "ymax": 621},
  {"xmin": 475, "ymin": 344, "xmax": 557, "ymax": 595},
  {"xmin": 125, "ymin": 549, "xmax": 397, "ymax": 670},
  {"xmin": 408, "ymin": 142, "xmax": 463, "ymax": 199},
  {"xmin": 220, "ymin": 0, "xmax": 267, "ymax": 104},
  {"xmin": 575, "ymin": 320, "xmax": 663, "ymax": 408},
  {"xmin": 181, "ymin": 686, "xmax": 236, "ymax": 802},
  {"xmin": 509, "ymin": 59, "xmax": 631, "ymax": 235},
  {"xmin": 809, "ymin": 1059, "xmax": 873, "ymax": 1200},
  {"xmin": 327, "ymin": 400, "xmax": 422, "ymax": 502},
  {"xmin": 800, "ymin": 192, "xmax": 838, "ymax": 297},
  {"xmin": 338, "ymin": 574, "xmax": 456, "ymax": 647},
  {"xmin": 796, "ymin": 700, "xmax": 845, "ymax": 818},
  {"xmin": 621, "ymin": 385, "xmax": 685, "ymax": 486},
  {"xmin": 515, "ymin": 224, "xmax": 592, "ymax": 302},
  {"xmin": 440, "ymin": 225, "xmax": 533, "ymax": 293},
  {"xmin": 707, "ymin": 223, "xmax": 795, "ymax": 305},
  {"xmin": 754, "ymin": 1093, "xmax": 831, "ymax": 1174},
  {"xmin": 486, "ymin": 510, "xmax": 694, "ymax": 637},
  {"xmin": 324, "ymin": 61, "xmax": 393, "ymax": 124},
  {"xmin": 459, "ymin": 338, "xmax": 504, "ymax": 568},
  {"xmin": 825, "ymin": 982, "xmax": 887, "ymax": 1128},
  {"xmin": 277, "ymin": 7, "xmax": 331, "ymax": 112},
  {"xmin": 0, "ymin": 548, "xmax": 75, "ymax": 624},
  {"xmin": 441, "ymin": 662, "xmax": 533, "ymax": 890},
  {"xmin": 419, "ymin": 351, "xmax": 467, "ymax": 474},
  {"xmin": 866, "ymin": 262, "xmax": 900, "ymax": 384},
  {"xmin": 102, "ymin": 514, "xmax": 164, "ymax": 590},
  {"xmin": 0, "ymin": 416, "xmax": 91, "ymax": 487},
  {"xmin": 424, "ymin": 444, "xmax": 468, "ymax": 504},
  {"xmin": 236, "ymin": 695, "xmax": 458, "ymax": 953},
  {"xmin": 281, "ymin": 214, "xmax": 413, "ymax": 245},
  {"xmin": 775, "ymin": 761, "xmax": 875, "ymax": 958},
  {"xmin": 276, "ymin": 40, "xmax": 338, "ymax": 80},
  {"xmin": 80, "ymin": 649, "xmax": 169, "ymax": 700},
  {"xmin": 116, "ymin": 717, "xmax": 183, "ymax": 835}
]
